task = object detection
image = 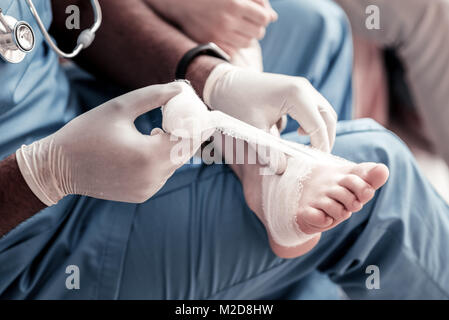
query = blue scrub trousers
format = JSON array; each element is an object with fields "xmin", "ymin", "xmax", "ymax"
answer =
[
  {"xmin": 262, "ymin": 0, "xmax": 354, "ymax": 132},
  {"xmin": 1, "ymin": 0, "xmax": 449, "ymax": 299},
  {"xmin": 118, "ymin": 120, "xmax": 449, "ymax": 300},
  {"xmin": 117, "ymin": 0, "xmax": 449, "ymax": 299}
]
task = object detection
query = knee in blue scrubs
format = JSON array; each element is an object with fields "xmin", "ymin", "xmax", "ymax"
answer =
[{"xmin": 117, "ymin": 119, "xmax": 449, "ymax": 300}]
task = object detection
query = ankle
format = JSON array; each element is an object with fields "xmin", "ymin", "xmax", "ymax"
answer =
[{"xmin": 240, "ymin": 165, "xmax": 264, "ymax": 215}]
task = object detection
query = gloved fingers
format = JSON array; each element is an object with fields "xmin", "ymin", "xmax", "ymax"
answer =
[
  {"xmin": 309, "ymin": 121, "xmax": 330, "ymax": 153},
  {"xmin": 319, "ymin": 108, "xmax": 337, "ymax": 151},
  {"xmin": 287, "ymin": 99, "xmax": 331, "ymax": 152},
  {"xmin": 145, "ymin": 128, "xmax": 214, "ymax": 199},
  {"xmin": 297, "ymin": 124, "xmax": 333, "ymax": 150},
  {"xmin": 119, "ymin": 82, "xmax": 184, "ymax": 120},
  {"xmin": 297, "ymin": 127, "xmax": 307, "ymax": 136},
  {"xmin": 269, "ymin": 124, "xmax": 281, "ymax": 138},
  {"xmin": 316, "ymin": 95, "xmax": 337, "ymax": 150},
  {"xmin": 276, "ymin": 115, "xmax": 288, "ymax": 133},
  {"xmin": 148, "ymin": 130, "xmax": 193, "ymax": 169},
  {"xmin": 151, "ymin": 126, "xmax": 214, "ymax": 150},
  {"xmin": 162, "ymin": 82, "xmax": 215, "ymax": 140},
  {"xmin": 294, "ymin": 101, "xmax": 330, "ymax": 152},
  {"xmin": 329, "ymin": 106, "xmax": 338, "ymax": 122},
  {"xmin": 148, "ymin": 127, "xmax": 215, "ymax": 167},
  {"xmin": 317, "ymin": 95, "xmax": 338, "ymax": 122}
]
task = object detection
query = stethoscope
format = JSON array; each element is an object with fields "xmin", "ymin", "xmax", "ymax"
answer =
[{"xmin": 0, "ymin": 0, "xmax": 102, "ymax": 64}]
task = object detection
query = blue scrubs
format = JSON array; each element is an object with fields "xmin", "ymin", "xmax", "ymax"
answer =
[
  {"xmin": 262, "ymin": 0, "xmax": 354, "ymax": 131},
  {"xmin": 1, "ymin": 0, "xmax": 449, "ymax": 300}
]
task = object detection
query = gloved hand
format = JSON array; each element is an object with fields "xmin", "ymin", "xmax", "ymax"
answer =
[
  {"xmin": 231, "ymin": 39, "xmax": 264, "ymax": 71},
  {"xmin": 16, "ymin": 82, "xmax": 213, "ymax": 206},
  {"xmin": 203, "ymin": 64, "xmax": 338, "ymax": 153},
  {"xmin": 231, "ymin": 41, "xmax": 288, "ymax": 133},
  {"xmin": 145, "ymin": 0, "xmax": 277, "ymax": 56}
]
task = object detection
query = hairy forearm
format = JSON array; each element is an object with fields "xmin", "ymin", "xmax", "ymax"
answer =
[
  {"xmin": 51, "ymin": 0, "xmax": 223, "ymax": 95},
  {"xmin": 143, "ymin": 0, "xmax": 179, "ymax": 24},
  {"xmin": 0, "ymin": 154, "xmax": 46, "ymax": 237}
]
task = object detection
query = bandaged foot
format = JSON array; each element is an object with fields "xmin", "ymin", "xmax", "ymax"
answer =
[
  {"xmin": 162, "ymin": 83, "xmax": 389, "ymax": 258},
  {"xmin": 255, "ymin": 154, "xmax": 389, "ymax": 258}
]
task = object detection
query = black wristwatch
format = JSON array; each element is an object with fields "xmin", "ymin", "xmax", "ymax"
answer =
[{"xmin": 176, "ymin": 42, "xmax": 230, "ymax": 79}]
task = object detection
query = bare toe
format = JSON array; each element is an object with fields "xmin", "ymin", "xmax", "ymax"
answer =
[
  {"xmin": 339, "ymin": 174, "xmax": 374, "ymax": 203},
  {"xmin": 327, "ymin": 186, "xmax": 362, "ymax": 212},
  {"xmin": 315, "ymin": 198, "xmax": 350, "ymax": 221},
  {"xmin": 296, "ymin": 207, "xmax": 332, "ymax": 234},
  {"xmin": 351, "ymin": 163, "xmax": 390, "ymax": 190}
]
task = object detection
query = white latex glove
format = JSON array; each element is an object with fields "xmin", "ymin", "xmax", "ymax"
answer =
[
  {"xmin": 203, "ymin": 64, "xmax": 338, "ymax": 153},
  {"xmin": 231, "ymin": 39, "xmax": 264, "ymax": 71},
  {"xmin": 16, "ymin": 82, "xmax": 213, "ymax": 206},
  {"xmin": 231, "ymin": 41, "xmax": 288, "ymax": 133},
  {"xmin": 146, "ymin": 0, "xmax": 277, "ymax": 56}
]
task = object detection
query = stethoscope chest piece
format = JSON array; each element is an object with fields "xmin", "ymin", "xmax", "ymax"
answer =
[{"xmin": 0, "ymin": 9, "xmax": 35, "ymax": 64}]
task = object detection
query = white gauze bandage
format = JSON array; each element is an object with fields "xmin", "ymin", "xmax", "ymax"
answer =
[
  {"xmin": 262, "ymin": 157, "xmax": 315, "ymax": 247},
  {"xmin": 162, "ymin": 81, "xmax": 215, "ymax": 140},
  {"xmin": 162, "ymin": 84, "xmax": 349, "ymax": 248}
]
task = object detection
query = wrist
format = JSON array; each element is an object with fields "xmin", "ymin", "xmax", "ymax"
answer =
[
  {"xmin": 202, "ymin": 63, "xmax": 239, "ymax": 109},
  {"xmin": 15, "ymin": 138, "xmax": 67, "ymax": 207},
  {"xmin": 185, "ymin": 55, "xmax": 227, "ymax": 99},
  {"xmin": 0, "ymin": 153, "xmax": 47, "ymax": 236}
]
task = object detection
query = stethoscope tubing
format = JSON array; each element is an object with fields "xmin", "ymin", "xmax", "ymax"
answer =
[
  {"xmin": 0, "ymin": 0, "xmax": 102, "ymax": 62},
  {"xmin": 24, "ymin": 0, "xmax": 102, "ymax": 59}
]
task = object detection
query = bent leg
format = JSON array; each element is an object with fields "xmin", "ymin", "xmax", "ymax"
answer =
[
  {"xmin": 298, "ymin": 119, "xmax": 449, "ymax": 298},
  {"xmin": 337, "ymin": 0, "xmax": 449, "ymax": 168},
  {"xmin": 118, "ymin": 119, "xmax": 449, "ymax": 299},
  {"xmin": 261, "ymin": 0, "xmax": 354, "ymax": 125},
  {"xmin": 6, "ymin": 120, "xmax": 447, "ymax": 299}
]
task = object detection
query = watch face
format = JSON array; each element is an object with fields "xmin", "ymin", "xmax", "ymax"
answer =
[{"xmin": 15, "ymin": 22, "xmax": 35, "ymax": 52}]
